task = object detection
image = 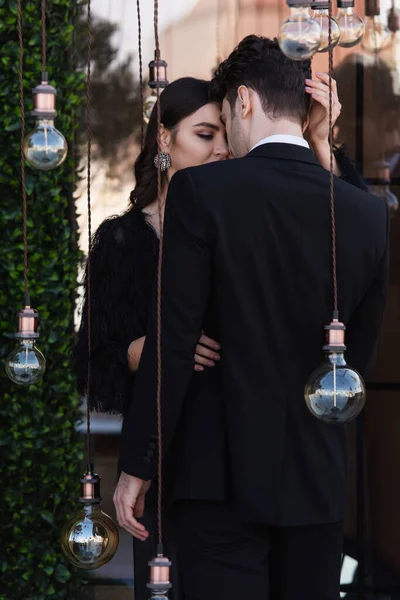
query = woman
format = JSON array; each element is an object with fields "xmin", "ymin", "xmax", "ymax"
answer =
[{"xmin": 74, "ymin": 75, "xmax": 365, "ymax": 598}]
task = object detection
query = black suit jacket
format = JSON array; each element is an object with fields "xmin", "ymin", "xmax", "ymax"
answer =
[{"xmin": 119, "ymin": 143, "xmax": 389, "ymax": 526}]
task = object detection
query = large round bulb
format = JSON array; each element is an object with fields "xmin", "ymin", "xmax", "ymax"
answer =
[
  {"xmin": 24, "ymin": 119, "xmax": 68, "ymax": 170},
  {"xmin": 313, "ymin": 10, "xmax": 341, "ymax": 52},
  {"xmin": 5, "ymin": 339, "xmax": 46, "ymax": 385},
  {"xmin": 336, "ymin": 8, "xmax": 365, "ymax": 47},
  {"xmin": 361, "ymin": 17, "xmax": 391, "ymax": 52},
  {"xmin": 143, "ymin": 91, "xmax": 157, "ymax": 125},
  {"xmin": 304, "ymin": 352, "xmax": 366, "ymax": 423},
  {"xmin": 370, "ymin": 184, "xmax": 399, "ymax": 218},
  {"xmin": 61, "ymin": 503, "xmax": 119, "ymax": 570},
  {"xmin": 278, "ymin": 6, "xmax": 322, "ymax": 60}
]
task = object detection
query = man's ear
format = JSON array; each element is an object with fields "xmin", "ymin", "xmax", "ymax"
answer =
[{"xmin": 237, "ymin": 85, "xmax": 251, "ymax": 119}]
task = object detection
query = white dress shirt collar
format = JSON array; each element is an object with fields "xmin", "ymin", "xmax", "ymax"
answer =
[{"xmin": 250, "ymin": 134, "xmax": 310, "ymax": 152}]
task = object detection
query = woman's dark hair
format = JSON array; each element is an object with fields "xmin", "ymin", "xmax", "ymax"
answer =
[
  {"xmin": 130, "ymin": 77, "xmax": 212, "ymax": 209},
  {"xmin": 211, "ymin": 35, "xmax": 311, "ymax": 125}
]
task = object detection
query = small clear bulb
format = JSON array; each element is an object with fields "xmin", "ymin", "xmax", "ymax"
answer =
[
  {"xmin": 304, "ymin": 319, "xmax": 366, "ymax": 424},
  {"xmin": 61, "ymin": 468, "xmax": 119, "ymax": 570},
  {"xmin": 5, "ymin": 339, "xmax": 46, "ymax": 385},
  {"xmin": 336, "ymin": 7, "xmax": 365, "ymax": 47},
  {"xmin": 313, "ymin": 10, "xmax": 341, "ymax": 52},
  {"xmin": 362, "ymin": 16, "xmax": 391, "ymax": 52},
  {"xmin": 144, "ymin": 91, "xmax": 157, "ymax": 125},
  {"xmin": 24, "ymin": 119, "xmax": 68, "ymax": 171},
  {"xmin": 279, "ymin": 6, "xmax": 322, "ymax": 60}
]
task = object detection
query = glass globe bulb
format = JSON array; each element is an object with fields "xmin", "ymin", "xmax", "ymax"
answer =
[
  {"xmin": 370, "ymin": 184, "xmax": 399, "ymax": 218},
  {"xmin": 5, "ymin": 339, "xmax": 46, "ymax": 385},
  {"xmin": 313, "ymin": 10, "xmax": 341, "ymax": 52},
  {"xmin": 362, "ymin": 17, "xmax": 391, "ymax": 52},
  {"xmin": 144, "ymin": 91, "xmax": 158, "ymax": 125},
  {"xmin": 278, "ymin": 6, "xmax": 322, "ymax": 60},
  {"xmin": 24, "ymin": 119, "xmax": 68, "ymax": 170},
  {"xmin": 305, "ymin": 351, "xmax": 366, "ymax": 423},
  {"xmin": 336, "ymin": 8, "xmax": 365, "ymax": 47},
  {"xmin": 61, "ymin": 503, "xmax": 119, "ymax": 570}
]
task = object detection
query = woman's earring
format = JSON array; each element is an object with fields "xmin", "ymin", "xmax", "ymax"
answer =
[{"xmin": 154, "ymin": 152, "xmax": 171, "ymax": 171}]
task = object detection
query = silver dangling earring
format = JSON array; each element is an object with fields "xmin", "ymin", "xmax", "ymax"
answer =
[{"xmin": 154, "ymin": 152, "xmax": 171, "ymax": 172}]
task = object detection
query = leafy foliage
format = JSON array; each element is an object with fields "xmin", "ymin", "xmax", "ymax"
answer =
[{"xmin": 0, "ymin": 1, "xmax": 85, "ymax": 598}]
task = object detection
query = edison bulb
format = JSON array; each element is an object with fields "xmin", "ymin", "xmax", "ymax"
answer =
[
  {"xmin": 313, "ymin": 10, "xmax": 341, "ymax": 52},
  {"xmin": 5, "ymin": 339, "xmax": 46, "ymax": 385},
  {"xmin": 370, "ymin": 184, "xmax": 399, "ymax": 218},
  {"xmin": 61, "ymin": 503, "xmax": 119, "ymax": 570},
  {"xmin": 144, "ymin": 91, "xmax": 157, "ymax": 124},
  {"xmin": 304, "ymin": 352, "xmax": 366, "ymax": 423},
  {"xmin": 336, "ymin": 8, "xmax": 365, "ymax": 47},
  {"xmin": 279, "ymin": 6, "xmax": 321, "ymax": 60},
  {"xmin": 24, "ymin": 119, "xmax": 68, "ymax": 170},
  {"xmin": 362, "ymin": 17, "xmax": 391, "ymax": 52}
]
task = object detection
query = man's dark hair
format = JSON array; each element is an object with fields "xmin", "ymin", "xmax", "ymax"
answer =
[{"xmin": 211, "ymin": 35, "xmax": 312, "ymax": 124}]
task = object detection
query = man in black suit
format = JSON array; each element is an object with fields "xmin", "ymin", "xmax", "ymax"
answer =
[{"xmin": 114, "ymin": 36, "xmax": 389, "ymax": 599}]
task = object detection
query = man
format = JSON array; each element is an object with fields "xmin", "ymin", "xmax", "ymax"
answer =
[{"xmin": 115, "ymin": 36, "xmax": 389, "ymax": 599}]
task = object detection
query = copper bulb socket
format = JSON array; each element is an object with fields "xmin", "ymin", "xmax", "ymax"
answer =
[
  {"xmin": 148, "ymin": 555, "xmax": 172, "ymax": 592},
  {"xmin": 388, "ymin": 8, "xmax": 400, "ymax": 32},
  {"xmin": 31, "ymin": 72, "xmax": 57, "ymax": 119},
  {"xmin": 323, "ymin": 319, "xmax": 346, "ymax": 351},
  {"xmin": 149, "ymin": 52, "xmax": 169, "ymax": 89},
  {"xmin": 364, "ymin": 0, "xmax": 380, "ymax": 17},
  {"xmin": 16, "ymin": 306, "xmax": 39, "ymax": 339},
  {"xmin": 79, "ymin": 469, "xmax": 102, "ymax": 504}
]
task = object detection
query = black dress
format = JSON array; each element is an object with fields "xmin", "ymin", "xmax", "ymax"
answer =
[{"xmin": 73, "ymin": 147, "xmax": 367, "ymax": 600}]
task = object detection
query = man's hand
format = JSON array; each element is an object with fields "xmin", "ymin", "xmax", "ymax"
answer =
[{"xmin": 113, "ymin": 471, "xmax": 151, "ymax": 540}]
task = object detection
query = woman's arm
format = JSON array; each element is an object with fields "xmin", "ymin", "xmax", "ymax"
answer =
[{"xmin": 74, "ymin": 215, "xmax": 150, "ymax": 415}]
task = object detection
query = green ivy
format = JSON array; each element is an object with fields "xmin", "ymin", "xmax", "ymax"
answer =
[{"xmin": 0, "ymin": 1, "xmax": 85, "ymax": 598}]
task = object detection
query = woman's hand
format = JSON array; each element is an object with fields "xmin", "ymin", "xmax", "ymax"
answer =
[
  {"xmin": 127, "ymin": 333, "xmax": 220, "ymax": 374},
  {"xmin": 304, "ymin": 72, "xmax": 341, "ymax": 176},
  {"xmin": 194, "ymin": 333, "xmax": 221, "ymax": 372},
  {"xmin": 127, "ymin": 336, "xmax": 146, "ymax": 373},
  {"xmin": 305, "ymin": 72, "xmax": 342, "ymax": 146}
]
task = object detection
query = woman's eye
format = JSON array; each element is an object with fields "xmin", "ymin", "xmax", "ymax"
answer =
[{"xmin": 197, "ymin": 133, "xmax": 214, "ymax": 140}]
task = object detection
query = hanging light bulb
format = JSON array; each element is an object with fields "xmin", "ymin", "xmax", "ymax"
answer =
[
  {"xmin": 311, "ymin": 0, "xmax": 340, "ymax": 52},
  {"xmin": 143, "ymin": 52, "xmax": 169, "ymax": 125},
  {"xmin": 305, "ymin": 318, "xmax": 366, "ymax": 423},
  {"xmin": 368, "ymin": 161, "xmax": 399, "ymax": 218},
  {"xmin": 362, "ymin": 0, "xmax": 391, "ymax": 52},
  {"xmin": 279, "ymin": 1, "xmax": 322, "ymax": 60},
  {"xmin": 335, "ymin": 0, "xmax": 365, "ymax": 47},
  {"xmin": 5, "ymin": 304, "xmax": 46, "ymax": 385},
  {"xmin": 147, "ymin": 550, "xmax": 172, "ymax": 599},
  {"xmin": 24, "ymin": 72, "xmax": 68, "ymax": 170},
  {"xmin": 61, "ymin": 466, "xmax": 119, "ymax": 570}
]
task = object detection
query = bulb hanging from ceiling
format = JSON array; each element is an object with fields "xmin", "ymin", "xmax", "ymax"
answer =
[
  {"xmin": 279, "ymin": 1, "xmax": 322, "ymax": 60},
  {"xmin": 60, "ymin": 467, "xmax": 119, "ymax": 569},
  {"xmin": 362, "ymin": 0, "xmax": 391, "ymax": 52},
  {"xmin": 304, "ymin": 319, "xmax": 366, "ymax": 423},
  {"xmin": 5, "ymin": 305, "xmax": 46, "ymax": 385},
  {"xmin": 23, "ymin": 73, "xmax": 68, "ymax": 170},
  {"xmin": 335, "ymin": 0, "xmax": 365, "ymax": 47},
  {"xmin": 143, "ymin": 52, "xmax": 168, "ymax": 124},
  {"xmin": 311, "ymin": 0, "xmax": 341, "ymax": 52}
]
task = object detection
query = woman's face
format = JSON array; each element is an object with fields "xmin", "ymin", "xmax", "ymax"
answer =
[{"xmin": 165, "ymin": 103, "xmax": 229, "ymax": 177}]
